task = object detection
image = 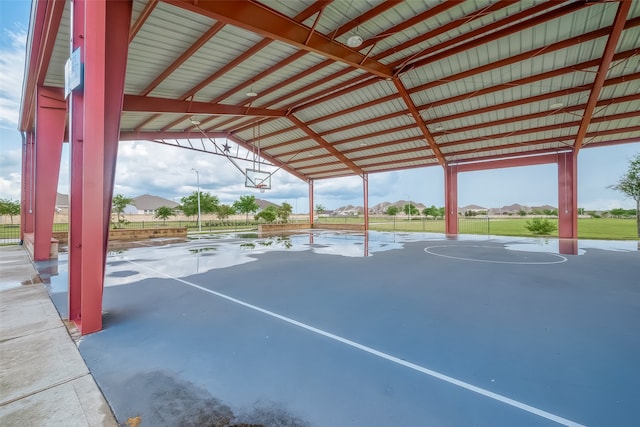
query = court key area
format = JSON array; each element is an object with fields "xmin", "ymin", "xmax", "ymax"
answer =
[{"xmin": 40, "ymin": 231, "xmax": 640, "ymax": 427}]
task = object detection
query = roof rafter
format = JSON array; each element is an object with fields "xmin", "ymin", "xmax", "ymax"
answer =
[
  {"xmin": 165, "ymin": 2, "xmax": 340, "ymax": 133},
  {"xmin": 129, "ymin": 0, "xmax": 158, "ymax": 43},
  {"xmin": 167, "ymin": 0, "xmax": 393, "ymax": 78},
  {"xmin": 288, "ymin": 115, "xmax": 363, "ymax": 176},
  {"xmin": 395, "ymin": 1, "xmax": 585, "ymax": 73},
  {"xmin": 122, "ymin": 95, "xmax": 286, "ymax": 117},
  {"xmin": 574, "ymin": 0, "xmax": 632, "ymax": 152},
  {"xmin": 393, "ymin": 79, "xmax": 445, "ymax": 166},
  {"xmin": 140, "ymin": 22, "xmax": 226, "ymax": 97}
]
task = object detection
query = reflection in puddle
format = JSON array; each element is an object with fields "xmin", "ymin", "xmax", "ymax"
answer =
[
  {"xmin": 39, "ymin": 230, "xmax": 635, "ymax": 289},
  {"xmin": 189, "ymin": 247, "xmax": 217, "ymax": 254}
]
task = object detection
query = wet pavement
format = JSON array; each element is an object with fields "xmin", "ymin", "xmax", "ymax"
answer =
[
  {"xmin": 0, "ymin": 246, "xmax": 117, "ymax": 427},
  {"xmin": 35, "ymin": 231, "xmax": 640, "ymax": 426}
]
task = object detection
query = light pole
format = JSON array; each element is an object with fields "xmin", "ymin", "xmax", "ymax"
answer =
[{"xmin": 191, "ymin": 168, "xmax": 201, "ymax": 232}]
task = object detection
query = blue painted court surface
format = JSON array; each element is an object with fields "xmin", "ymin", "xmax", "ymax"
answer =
[{"xmin": 42, "ymin": 231, "xmax": 639, "ymax": 427}]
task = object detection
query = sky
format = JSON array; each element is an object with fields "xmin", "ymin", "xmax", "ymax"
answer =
[{"xmin": 1, "ymin": 1, "xmax": 638, "ymax": 213}]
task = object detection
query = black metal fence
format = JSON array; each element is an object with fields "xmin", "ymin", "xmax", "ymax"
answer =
[{"xmin": 0, "ymin": 216, "xmax": 496, "ymax": 246}]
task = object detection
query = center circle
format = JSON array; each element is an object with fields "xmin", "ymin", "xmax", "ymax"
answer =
[{"xmin": 424, "ymin": 245, "xmax": 567, "ymax": 265}]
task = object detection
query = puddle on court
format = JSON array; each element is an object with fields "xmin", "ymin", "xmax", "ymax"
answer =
[{"xmin": 40, "ymin": 231, "xmax": 637, "ymax": 289}]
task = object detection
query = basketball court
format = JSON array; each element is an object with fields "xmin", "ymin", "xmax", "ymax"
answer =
[{"xmin": 38, "ymin": 231, "xmax": 639, "ymax": 426}]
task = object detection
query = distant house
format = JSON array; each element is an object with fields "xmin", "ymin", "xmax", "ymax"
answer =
[
  {"xmin": 124, "ymin": 194, "xmax": 179, "ymax": 215},
  {"xmin": 55, "ymin": 193, "xmax": 69, "ymax": 213},
  {"xmin": 255, "ymin": 198, "xmax": 279, "ymax": 211}
]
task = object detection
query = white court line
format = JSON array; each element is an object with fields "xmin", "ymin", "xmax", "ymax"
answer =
[
  {"xmin": 125, "ymin": 259, "xmax": 586, "ymax": 427},
  {"xmin": 425, "ymin": 245, "xmax": 568, "ymax": 265}
]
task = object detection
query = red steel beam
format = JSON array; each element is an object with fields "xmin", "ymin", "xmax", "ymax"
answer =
[
  {"xmin": 453, "ymin": 154, "xmax": 561, "ymax": 173},
  {"xmin": 19, "ymin": 0, "xmax": 65, "ymax": 131},
  {"xmin": 267, "ymin": 73, "xmax": 640, "ymax": 162},
  {"xmin": 168, "ymin": 0, "xmax": 393, "ymax": 78},
  {"xmin": 575, "ymin": 0, "xmax": 632, "ymax": 152},
  {"xmin": 389, "ymin": 0, "xmax": 523, "ymax": 71},
  {"xmin": 119, "ymin": 131, "xmax": 228, "ymax": 141},
  {"xmin": 179, "ymin": 1, "xmax": 338, "ymax": 130},
  {"xmin": 445, "ymin": 164, "xmax": 458, "ymax": 234},
  {"xmin": 226, "ymin": 2, "xmax": 531, "ymax": 136},
  {"xmin": 284, "ymin": 17, "xmax": 640, "ymax": 137},
  {"xmin": 140, "ymin": 22, "xmax": 226, "ymax": 96},
  {"xmin": 557, "ymin": 151, "xmax": 578, "ymax": 238},
  {"xmin": 123, "ymin": 95, "xmax": 286, "ymax": 116},
  {"xmin": 393, "ymin": 78, "xmax": 446, "ymax": 166},
  {"xmin": 33, "ymin": 86, "xmax": 66, "ymax": 261},
  {"xmin": 129, "ymin": 0, "xmax": 158, "ymax": 42},
  {"xmin": 288, "ymin": 115, "xmax": 363, "ymax": 175},
  {"xmin": 395, "ymin": 1, "xmax": 584, "ymax": 73}
]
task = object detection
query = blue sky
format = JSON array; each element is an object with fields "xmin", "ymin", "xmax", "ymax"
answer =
[{"xmin": 1, "ymin": 1, "xmax": 638, "ymax": 212}]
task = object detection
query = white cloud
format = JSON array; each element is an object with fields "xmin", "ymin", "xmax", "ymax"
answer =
[{"xmin": 0, "ymin": 28, "xmax": 26, "ymax": 130}]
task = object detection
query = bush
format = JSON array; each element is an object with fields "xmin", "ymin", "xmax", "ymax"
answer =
[{"xmin": 525, "ymin": 218, "xmax": 558, "ymax": 235}]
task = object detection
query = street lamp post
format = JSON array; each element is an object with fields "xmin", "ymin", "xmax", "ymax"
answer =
[{"xmin": 191, "ymin": 168, "xmax": 201, "ymax": 233}]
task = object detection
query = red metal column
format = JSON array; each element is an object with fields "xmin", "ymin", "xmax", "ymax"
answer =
[
  {"xmin": 557, "ymin": 151, "xmax": 578, "ymax": 239},
  {"xmin": 363, "ymin": 173, "xmax": 369, "ymax": 231},
  {"xmin": 68, "ymin": 0, "xmax": 85, "ymax": 323},
  {"xmin": 445, "ymin": 164, "xmax": 458, "ymax": 234},
  {"xmin": 21, "ymin": 132, "xmax": 35, "ymax": 238},
  {"xmin": 309, "ymin": 179, "xmax": 314, "ymax": 227},
  {"xmin": 33, "ymin": 87, "xmax": 66, "ymax": 260},
  {"xmin": 75, "ymin": 0, "xmax": 132, "ymax": 334}
]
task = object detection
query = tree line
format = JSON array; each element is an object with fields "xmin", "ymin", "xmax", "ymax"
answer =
[{"xmin": 111, "ymin": 192, "xmax": 293, "ymax": 227}]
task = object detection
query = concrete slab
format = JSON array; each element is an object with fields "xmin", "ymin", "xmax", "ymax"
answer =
[
  {"xmin": 0, "ymin": 375, "xmax": 117, "ymax": 427},
  {"xmin": 0, "ymin": 246, "xmax": 40, "ymax": 291},
  {"xmin": 0, "ymin": 284, "xmax": 62, "ymax": 341},
  {"xmin": 0, "ymin": 326, "xmax": 89, "ymax": 404}
]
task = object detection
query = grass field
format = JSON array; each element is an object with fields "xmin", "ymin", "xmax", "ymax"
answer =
[{"xmin": 317, "ymin": 216, "xmax": 639, "ymax": 240}]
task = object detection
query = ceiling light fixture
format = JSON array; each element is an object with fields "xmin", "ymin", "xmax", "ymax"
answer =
[
  {"xmin": 550, "ymin": 102, "xmax": 564, "ymax": 109},
  {"xmin": 246, "ymin": 91, "xmax": 258, "ymax": 97},
  {"xmin": 433, "ymin": 126, "xmax": 444, "ymax": 132},
  {"xmin": 347, "ymin": 34, "xmax": 363, "ymax": 48},
  {"xmin": 189, "ymin": 117, "xmax": 201, "ymax": 125}
]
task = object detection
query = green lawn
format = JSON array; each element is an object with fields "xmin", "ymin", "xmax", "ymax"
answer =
[{"xmin": 317, "ymin": 216, "xmax": 638, "ymax": 240}]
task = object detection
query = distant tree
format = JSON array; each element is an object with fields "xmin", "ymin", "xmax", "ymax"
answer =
[
  {"xmin": 403, "ymin": 203, "xmax": 419, "ymax": 217},
  {"xmin": 0, "ymin": 199, "xmax": 20, "ymax": 224},
  {"xmin": 154, "ymin": 206, "xmax": 175, "ymax": 224},
  {"xmin": 609, "ymin": 153, "xmax": 640, "ymax": 237},
  {"xmin": 525, "ymin": 218, "xmax": 557, "ymax": 235},
  {"xmin": 315, "ymin": 204, "xmax": 325, "ymax": 214},
  {"xmin": 609, "ymin": 208, "xmax": 626, "ymax": 218},
  {"xmin": 543, "ymin": 209, "xmax": 557, "ymax": 216},
  {"xmin": 233, "ymin": 195, "xmax": 259, "ymax": 222},
  {"xmin": 386, "ymin": 205, "xmax": 399, "ymax": 216},
  {"xmin": 422, "ymin": 205, "xmax": 437, "ymax": 218},
  {"xmin": 216, "ymin": 204, "xmax": 235, "ymax": 221},
  {"xmin": 255, "ymin": 206, "xmax": 277, "ymax": 223},
  {"xmin": 277, "ymin": 202, "xmax": 293, "ymax": 222},
  {"xmin": 518, "ymin": 209, "xmax": 527, "ymax": 217},
  {"xmin": 181, "ymin": 191, "xmax": 219, "ymax": 218},
  {"xmin": 112, "ymin": 194, "xmax": 133, "ymax": 226}
]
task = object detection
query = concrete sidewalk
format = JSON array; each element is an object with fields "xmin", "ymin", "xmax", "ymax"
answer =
[{"xmin": 0, "ymin": 246, "xmax": 117, "ymax": 426}]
